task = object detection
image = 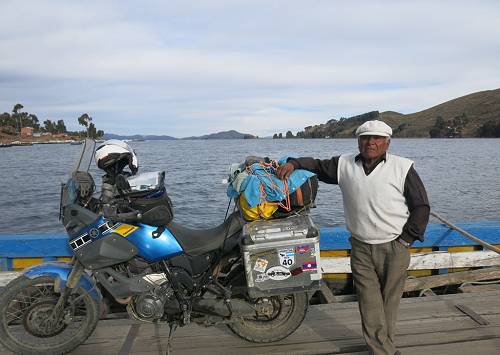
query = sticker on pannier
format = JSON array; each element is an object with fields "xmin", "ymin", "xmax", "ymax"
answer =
[
  {"xmin": 266, "ymin": 266, "xmax": 291, "ymax": 281},
  {"xmin": 253, "ymin": 258, "xmax": 268, "ymax": 273},
  {"xmin": 302, "ymin": 262, "xmax": 317, "ymax": 271},
  {"xmin": 278, "ymin": 248, "xmax": 295, "ymax": 268}
]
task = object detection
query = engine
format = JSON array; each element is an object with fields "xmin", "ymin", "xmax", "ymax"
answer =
[
  {"xmin": 131, "ymin": 282, "xmax": 175, "ymax": 321},
  {"xmin": 119, "ymin": 260, "xmax": 195, "ymax": 322}
]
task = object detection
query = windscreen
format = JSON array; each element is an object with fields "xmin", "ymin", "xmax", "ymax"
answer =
[
  {"xmin": 60, "ymin": 139, "xmax": 97, "ymax": 212},
  {"xmin": 71, "ymin": 139, "xmax": 96, "ymax": 173}
]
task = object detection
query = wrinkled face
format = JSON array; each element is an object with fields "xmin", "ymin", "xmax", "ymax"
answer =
[{"xmin": 358, "ymin": 135, "xmax": 390, "ymax": 160}]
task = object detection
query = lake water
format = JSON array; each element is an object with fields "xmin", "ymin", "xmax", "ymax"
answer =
[{"xmin": 1, "ymin": 139, "xmax": 499, "ymax": 235}]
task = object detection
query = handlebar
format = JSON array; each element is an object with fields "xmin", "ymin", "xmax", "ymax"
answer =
[
  {"xmin": 102, "ymin": 204, "xmax": 142, "ymax": 223},
  {"xmin": 114, "ymin": 211, "xmax": 143, "ymax": 222},
  {"xmin": 102, "ymin": 205, "xmax": 165, "ymax": 240}
]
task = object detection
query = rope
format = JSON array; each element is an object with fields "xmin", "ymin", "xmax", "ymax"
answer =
[
  {"xmin": 224, "ymin": 197, "xmax": 232, "ymax": 221},
  {"xmin": 459, "ymin": 279, "xmax": 500, "ymax": 288},
  {"xmin": 247, "ymin": 160, "xmax": 292, "ymax": 217}
]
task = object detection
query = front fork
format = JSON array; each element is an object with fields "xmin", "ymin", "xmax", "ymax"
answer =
[{"xmin": 49, "ymin": 258, "xmax": 84, "ymax": 325}]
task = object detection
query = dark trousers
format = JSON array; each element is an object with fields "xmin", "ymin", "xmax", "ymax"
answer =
[{"xmin": 350, "ymin": 237, "xmax": 411, "ymax": 355}]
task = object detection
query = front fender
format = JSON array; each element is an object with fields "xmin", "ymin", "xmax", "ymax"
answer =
[{"xmin": 23, "ymin": 261, "xmax": 102, "ymax": 301}]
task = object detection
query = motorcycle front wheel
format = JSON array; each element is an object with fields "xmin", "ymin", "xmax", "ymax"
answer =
[
  {"xmin": 0, "ymin": 276, "xmax": 100, "ymax": 355},
  {"xmin": 228, "ymin": 292, "xmax": 308, "ymax": 343}
]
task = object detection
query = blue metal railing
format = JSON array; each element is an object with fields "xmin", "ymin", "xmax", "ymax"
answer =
[{"xmin": 1, "ymin": 221, "xmax": 500, "ymax": 271}]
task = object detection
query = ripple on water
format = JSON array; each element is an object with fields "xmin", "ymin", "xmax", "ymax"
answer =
[{"xmin": 0, "ymin": 138, "xmax": 499, "ymax": 234}]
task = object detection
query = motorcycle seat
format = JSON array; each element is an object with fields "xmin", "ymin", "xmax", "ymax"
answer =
[{"xmin": 166, "ymin": 212, "xmax": 244, "ymax": 256}]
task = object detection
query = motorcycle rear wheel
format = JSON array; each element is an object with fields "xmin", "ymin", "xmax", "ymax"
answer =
[
  {"xmin": 228, "ymin": 292, "xmax": 308, "ymax": 343},
  {"xmin": 0, "ymin": 276, "xmax": 100, "ymax": 355}
]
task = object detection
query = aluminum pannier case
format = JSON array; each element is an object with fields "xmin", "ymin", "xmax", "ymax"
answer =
[{"xmin": 241, "ymin": 214, "xmax": 321, "ymax": 298}]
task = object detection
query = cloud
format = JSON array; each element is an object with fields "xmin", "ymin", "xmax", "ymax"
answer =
[{"xmin": 1, "ymin": 0, "xmax": 500, "ymax": 137}]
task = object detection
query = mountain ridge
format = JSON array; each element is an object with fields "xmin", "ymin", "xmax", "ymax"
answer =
[
  {"xmin": 293, "ymin": 88, "xmax": 500, "ymax": 138},
  {"xmin": 104, "ymin": 130, "xmax": 257, "ymax": 140}
]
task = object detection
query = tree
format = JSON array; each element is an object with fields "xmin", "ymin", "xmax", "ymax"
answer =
[
  {"xmin": 278, "ymin": 133, "xmax": 283, "ymax": 139},
  {"xmin": 12, "ymin": 103, "xmax": 23, "ymax": 114},
  {"xmin": 285, "ymin": 130, "xmax": 294, "ymax": 138},
  {"xmin": 43, "ymin": 120, "xmax": 56, "ymax": 133},
  {"xmin": 0, "ymin": 112, "xmax": 13, "ymax": 127},
  {"xmin": 435, "ymin": 116, "xmax": 445, "ymax": 129},
  {"xmin": 429, "ymin": 116, "xmax": 447, "ymax": 138},
  {"xmin": 273, "ymin": 133, "xmax": 278, "ymax": 139},
  {"xmin": 43, "ymin": 119, "xmax": 55, "ymax": 133},
  {"xmin": 1, "ymin": 105, "xmax": 43, "ymax": 132},
  {"xmin": 12, "ymin": 103, "xmax": 24, "ymax": 133},
  {"xmin": 29, "ymin": 114, "xmax": 40, "ymax": 131},
  {"xmin": 87, "ymin": 122, "xmax": 97, "ymax": 138},
  {"xmin": 78, "ymin": 113, "xmax": 92, "ymax": 137},
  {"xmin": 19, "ymin": 112, "xmax": 32, "ymax": 129},
  {"xmin": 478, "ymin": 120, "xmax": 500, "ymax": 137},
  {"xmin": 56, "ymin": 119, "xmax": 67, "ymax": 134}
]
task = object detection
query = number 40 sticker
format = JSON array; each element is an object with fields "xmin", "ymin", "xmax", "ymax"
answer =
[{"xmin": 278, "ymin": 248, "xmax": 295, "ymax": 268}]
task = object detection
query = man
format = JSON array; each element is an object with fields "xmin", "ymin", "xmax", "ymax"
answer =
[{"xmin": 277, "ymin": 120, "xmax": 429, "ymax": 355}]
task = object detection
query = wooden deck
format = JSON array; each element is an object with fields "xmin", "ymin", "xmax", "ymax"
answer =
[{"xmin": 1, "ymin": 289, "xmax": 499, "ymax": 355}]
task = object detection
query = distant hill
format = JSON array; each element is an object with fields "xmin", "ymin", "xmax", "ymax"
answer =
[
  {"xmin": 182, "ymin": 130, "xmax": 257, "ymax": 140},
  {"xmin": 104, "ymin": 130, "xmax": 257, "ymax": 140},
  {"xmin": 104, "ymin": 133, "xmax": 177, "ymax": 140},
  {"xmin": 294, "ymin": 88, "xmax": 500, "ymax": 138}
]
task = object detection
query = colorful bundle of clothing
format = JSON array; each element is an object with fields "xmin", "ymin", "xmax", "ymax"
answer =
[{"xmin": 227, "ymin": 156, "xmax": 318, "ymax": 221}]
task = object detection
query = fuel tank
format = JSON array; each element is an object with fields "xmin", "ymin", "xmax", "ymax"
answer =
[{"xmin": 69, "ymin": 216, "xmax": 184, "ymax": 268}]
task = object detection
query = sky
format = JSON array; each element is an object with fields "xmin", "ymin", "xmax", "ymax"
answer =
[{"xmin": 1, "ymin": 1, "xmax": 500, "ymax": 138}]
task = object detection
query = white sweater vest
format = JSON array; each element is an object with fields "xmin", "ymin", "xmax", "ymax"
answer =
[{"xmin": 338, "ymin": 153, "xmax": 413, "ymax": 244}]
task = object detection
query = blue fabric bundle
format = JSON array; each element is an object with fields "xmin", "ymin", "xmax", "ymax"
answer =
[{"xmin": 227, "ymin": 156, "xmax": 316, "ymax": 208}]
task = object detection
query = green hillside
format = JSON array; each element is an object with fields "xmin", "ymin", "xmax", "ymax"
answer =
[{"xmin": 295, "ymin": 88, "xmax": 500, "ymax": 138}]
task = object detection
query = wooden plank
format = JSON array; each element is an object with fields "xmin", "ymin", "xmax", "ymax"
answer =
[
  {"xmin": 1, "ymin": 290, "xmax": 499, "ymax": 355},
  {"xmin": 320, "ymin": 251, "xmax": 500, "ymax": 273},
  {"xmin": 318, "ymin": 282, "xmax": 337, "ymax": 304},
  {"xmin": 459, "ymin": 284, "xmax": 500, "ymax": 293},
  {"xmin": 1, "ymin": 220, "xmax": 500, "ymax": 266},
  {"xmin": 0, "ymin": 271, "xmax": 21, "ymax": 288},
  {"xmin": 12, "ymin": 257, "xmax": 44, "ymax": 269},
  {"xmin": 320, "ymin": 250, "xmax": 349, "ymax": 257},
  {"xmin": 322, "ymin": 273, "xmax": 351, "ymax": 279},
  {"xmin": 404, "ymin": 267, "xmax": 500, "ymax": 292},
  {"xmin": 309, "ymin": 290, "xmax": 500, "ymax": 322},
  {"xmin": 455, "ymin": 304, "xmax": 490, "ymax": 325},
  {"xmin": 401, "ymin": 338, "xmax": 500, "ymax": 355},
  {"xmin": 103, "ymin": 301, "xmax": 500, "ymax": 355},
  {"xmin": 118, "ymin": 324, "xmax": 141, "ymax": 355}
]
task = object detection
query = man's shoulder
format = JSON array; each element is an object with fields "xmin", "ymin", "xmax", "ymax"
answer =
[
  {"xmin": 339, "ymin": 153, "xmax": 357, "ymax": 162},
  {"xmin": 387, "ymin": 153, "xmax": 413, "ymax": 163},
  {"xmin": 387, "ymin": 153, "xmax": 414, "ymax": 171}
]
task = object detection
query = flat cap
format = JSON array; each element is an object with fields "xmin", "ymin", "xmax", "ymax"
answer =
[{"xmin": 355, "ymin": 120, "xmax": 392, "ymax": 137}]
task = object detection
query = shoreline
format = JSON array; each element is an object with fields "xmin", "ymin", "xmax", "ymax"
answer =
[{"xmin": 0, "ymin": 134, "xmax": 97, "ymax": 146}]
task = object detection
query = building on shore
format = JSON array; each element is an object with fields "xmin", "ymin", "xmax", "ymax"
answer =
[{"xmin": 20, "ymin": 127, "xmax": 34, "ymax": 136}]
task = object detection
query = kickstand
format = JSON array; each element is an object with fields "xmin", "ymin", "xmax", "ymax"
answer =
[{"xmin": 166, "ymin": 322, "xmax": 177, "ymax": 355}]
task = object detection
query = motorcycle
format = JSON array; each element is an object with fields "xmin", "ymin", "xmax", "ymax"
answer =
[{"xmin": 0, "ymin": 139, "xmax": 320, "ymax": 354}]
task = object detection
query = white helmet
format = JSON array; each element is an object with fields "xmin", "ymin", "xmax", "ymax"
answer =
[{"xmin": 94, "ymin": 139, "xmax": 138, "ymax": 175}]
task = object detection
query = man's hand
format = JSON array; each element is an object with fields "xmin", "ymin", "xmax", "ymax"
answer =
[{"xmin": 276, "ymin": 162, "xmax": 295, "ymax": 180}]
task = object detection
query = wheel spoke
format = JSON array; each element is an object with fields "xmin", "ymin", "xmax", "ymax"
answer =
[
  {"xmin": 228, "ymin": 292, "xmax": 307, "ymax": 343},
  {"xmin": 1, "ymin": 278, "xmax": 94, "ymax": 349}
]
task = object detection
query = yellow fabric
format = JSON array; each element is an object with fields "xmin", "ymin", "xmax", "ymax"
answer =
[{"xmin": 238, "ymin": 195, "xmax": 278, "ymax": 221}]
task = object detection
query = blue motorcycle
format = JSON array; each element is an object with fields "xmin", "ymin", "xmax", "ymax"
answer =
[{"xmin": 0, "ymin": 139, "xmax": 318, "ymax": 354}]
